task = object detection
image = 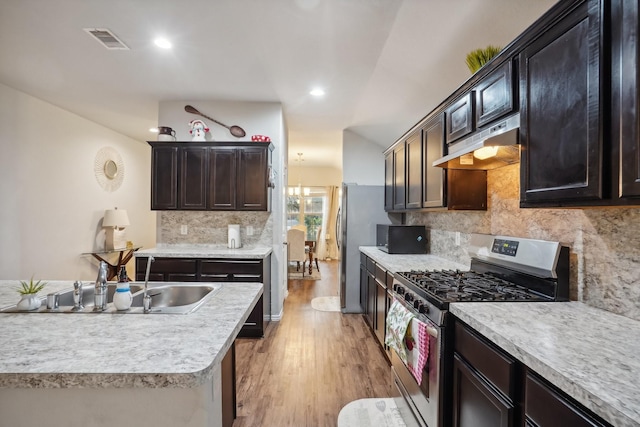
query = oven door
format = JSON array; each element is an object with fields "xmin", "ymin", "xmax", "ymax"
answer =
[{"xmin": 390, "ymin": 310, "xmax": 443, "ymax": 427}]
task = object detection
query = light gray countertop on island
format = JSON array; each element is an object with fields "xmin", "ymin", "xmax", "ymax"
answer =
[
  {"xmin": 0, "ymin": 280, "xmax": 262, "ymax": 389},
  {"xmin": 135, "ymin": 244, "xmax": 272, "ymax": 259},
  {"xmin": 451, "ymin": 302, "xmax": 640, "ymax": 427},
  {"xmin": 359, "ymin": 246, "xmax": 468, "ymax": 272}
]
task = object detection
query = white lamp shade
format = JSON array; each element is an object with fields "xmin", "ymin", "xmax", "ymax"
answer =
[{"xmin": 103, "ymin": 209, "xmax": 130, "ymax": 228}]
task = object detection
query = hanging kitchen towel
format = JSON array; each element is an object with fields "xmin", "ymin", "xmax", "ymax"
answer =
[
  {"xmin": 404, "ymin": 317, "xmax": 430, "ymax": 385},
  {"xmin": 385, "ymin": 299, "xmax": 415, "ymax": 364}
]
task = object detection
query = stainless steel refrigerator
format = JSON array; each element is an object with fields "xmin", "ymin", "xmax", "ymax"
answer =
[{"xmin": 338, "ymin": 184, "xmax": 393, "ymax": 313}]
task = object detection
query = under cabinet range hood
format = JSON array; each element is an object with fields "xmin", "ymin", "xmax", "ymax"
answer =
[{"xmin": 434, "ymin": 114, "xmax": 520, "ymax": 170}]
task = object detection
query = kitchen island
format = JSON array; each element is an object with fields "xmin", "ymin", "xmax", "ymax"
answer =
[{"xmin": 0, "ymin": 279, "xmax": 262, "ymax": 427}]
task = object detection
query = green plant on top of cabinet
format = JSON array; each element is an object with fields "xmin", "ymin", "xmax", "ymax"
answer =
[
  {"xmin": 519, "ymin": 0, "xmax": 603, "ymax": 206},
  {"xmin": 149, "ymin": 141, "xmax": 273, "ymax": 211}
]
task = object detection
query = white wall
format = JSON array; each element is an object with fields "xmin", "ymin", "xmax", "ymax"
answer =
[
  {"xmin": 342, "ymin": 129, "xmax": 386, "ymax": 185},
  {"xmin": 157, "ymin": 100, "xmax": 288, "ymax": 319},
  {"xmin": 288, "ymin": 165, "xmax": 342, "ymax": 187},
  {"xmin": 0, "ymin": 83, "xmax": 156, "ymax": 281}
]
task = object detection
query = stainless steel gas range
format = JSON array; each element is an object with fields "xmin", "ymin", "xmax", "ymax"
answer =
[{"xmin": 390, "ymin": 234, "xmax": 569, "ymax": 427}]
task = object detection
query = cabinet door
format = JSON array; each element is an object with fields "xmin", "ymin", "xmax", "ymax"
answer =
[
  {"xmin": 179, "ymin": 146, "xmax": 208, "ymax": 210},
  {"xmin": 360, "ymin": 263, "xmax": 368, "ymax": 313},
  {"xmin": 452, "ymin": 354, "xmax": 514, "ymax": 427},
  {"xmin": 422, "ymin": 114, "xmax": 446, "ymax": 207},
  {"xmin": 237, "ymin": 146, "xmax": 269, "ymax": 210},
  {"xmin": 475, "ymin": 60, "xmax": 515, "ymax": 128},
  {"xmin": 384, "ymin": 151, "xmax": 394, "ymax": 211},
  {"xmin": 366, "ymin": 272, "xmax": 376, "ymax": 328},
  {"xmin": 392, "ymin": 143, "xmax": 406, "ymax": 210},
  {"xmin": 519, "ymin": 0, "xmax": 603, "ymax": 205},
  {"xmin": 209, "ymin": 148, "xmax": 237, "ymax": 210},
  {"xmin": 374, "ymin": 279, "xmax": 387, "ymax": 345},
  {"xmin": 446, "ymin": 92, "xmax": 474, "ymax": 144},
  {"xmin": 406, "ymin": 132, "xmax": 423, "ymax": 209},
  {"xmin": 151, "ymin": 146, "xmax": 178, "ymax": 210},
  {"xmin": 612, "ymin": 0, "xmax": 640, "ymax": 198}
]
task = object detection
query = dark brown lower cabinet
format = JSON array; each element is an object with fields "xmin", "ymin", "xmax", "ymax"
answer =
[
  {"xmin": 453, "ymin": 354, "xmax": 514, "ymax": 427},
  {"xmin": 452, "ymin": 319, "xmax": 613, "ymax": 427},
  {"xmin": 221, "ymin": 342, "xmax": 236, "ymax": 427},
  {"xmin": 453, "ymin": 321, "xmax": 516, "ymax": 427},
  {"xmin": 135, "ymin": 256, "xmax": 270, "ymax": 337}
]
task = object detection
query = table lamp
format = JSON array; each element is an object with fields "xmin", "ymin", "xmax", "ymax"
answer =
[{"xmin": 103, "ymin": 207, "xmax": 130, "ymax": 250}]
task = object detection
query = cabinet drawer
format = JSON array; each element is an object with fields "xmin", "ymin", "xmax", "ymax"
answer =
[
  {"xmin": 375, "ymin": 264, "xmax": 387, "ymax": 287},
  {"xmin": 137, "ymin": 258, "xmax": 197, "ymax": 274},
  {"xmin": 455, "ymin": 321, "xmax": 516, "ymax": 398},
  {"xmin": 366, "ymin": 257, "xmax": 376, "ymax": 274},
  {"xmin": 525, "ymin": 371, "xmax": 609, "ymax": 427},
  {"xmin": 201, "ymin": 259, "xmax": 262, "ymax": 277}
]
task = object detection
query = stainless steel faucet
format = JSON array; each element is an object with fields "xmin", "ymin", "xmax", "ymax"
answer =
[
  {"xmin": 71, "ymin": 281, "xmax": 84, "ymax": 311},
  {"xmin": 143, "ymin": 255, "xmax": 155, "ymax": 313},
  {"xmin": 93, "ymin": 261, "xmax": 108, "ymax": 311}
]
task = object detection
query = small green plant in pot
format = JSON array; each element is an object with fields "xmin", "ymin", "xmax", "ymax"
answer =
[
  {"xmin": 466, "ymin": 45, "xmax": 502, "ymax": 74},
  {"xmin": 16, "ymin": 277, "xmax": 46, "ymax": 311}
]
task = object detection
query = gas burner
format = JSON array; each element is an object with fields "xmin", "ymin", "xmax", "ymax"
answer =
[{"xmin": 396, "ymin": 269, "xmax": 552, "ymax": 304}]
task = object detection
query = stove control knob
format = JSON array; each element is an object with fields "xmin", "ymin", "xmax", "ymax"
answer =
[
  {"xmin": 419, "ymin": 304, "xmax": 429, "ymax": 314},
  {"xmin": 394, "ymin": 284, "xmax": 404, "ymax": 295},
  {"xmin": 404, "ymin": 293, "xmax": 414, "ymax": 303},
  {"xmin": 413, "ymin": 300, "xmax": 421, "ymax": 310}
]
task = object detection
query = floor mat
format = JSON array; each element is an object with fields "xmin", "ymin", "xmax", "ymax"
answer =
[
  {"xmin": 311, "ymin": 296, "xmax": 340, "ymax": 312},
  {"xmin": 338, "ymin": 398, "xmax": 407, "ymax": 427},
  {"xmin": 287, "ymin": 265, "xmax": 321, "ymax": 280}
]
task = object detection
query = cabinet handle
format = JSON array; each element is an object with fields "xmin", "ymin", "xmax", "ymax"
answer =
[{"xmin": 244, "ymin": 322, "xmax": 258, "ymax": 326}]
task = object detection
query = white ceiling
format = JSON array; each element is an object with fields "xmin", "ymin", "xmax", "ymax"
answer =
[{"xmin": 0, "ymin": 0, "xmax": 556, "ymax": 169}]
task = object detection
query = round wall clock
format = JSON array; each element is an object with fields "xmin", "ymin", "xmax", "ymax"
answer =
[{"xmin": 94, "ymin": 147, "xmax": 124, "ymax": 192}]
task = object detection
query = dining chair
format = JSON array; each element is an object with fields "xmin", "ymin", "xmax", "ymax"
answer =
[{"xmin": 287, "ymin": 228, "xmax": 306, "ymax": 275}]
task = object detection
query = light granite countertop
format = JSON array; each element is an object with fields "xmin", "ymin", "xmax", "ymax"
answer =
[
  {"xmin": 135, "ymin": 244, "xmax": 272, "ymax": 259},
  {"xmin": 0, "ymin": 280, "xmax": 262, "ymax": 389},
  {"xmin": 359, "ymin": 246, "xmax": 469, "ymax": 273},
  {"xmin": 451, "ymin": 302, "xmax": 640, "ymax": 427}
]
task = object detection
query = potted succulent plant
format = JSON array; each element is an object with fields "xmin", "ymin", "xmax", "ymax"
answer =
[
  {"xmin": 16, "ymin": 277, "xmax": 46, "ymax": 311},
  {"xmin": 466, "ymin": 45, "xmax": 502, "ymax": 74}
]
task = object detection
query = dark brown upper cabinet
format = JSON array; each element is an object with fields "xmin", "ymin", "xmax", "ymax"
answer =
[
  {"xmin": 405, "ymin": 131, "xmax": 423, "ymax": 209},
  {"xmin": 149, "ymin": 141, "xmax": 273, "ymax": 211},
  {"xmin": 208, "ymin": 148, "xmax": 237, "ymax": 210},
  {"xmin": 474, "ymin": 60, "xmax": 515, "ymax": 128},
  {"xmin": 384, "ymin": 151, "xmax": 394, "ymax": 211},
  {"xmin": 151, "ymin": 145, "xmax": 178, "ymax": 210},
  {"xmin": 612, "ymin": 0, "xmax": 640, "ymax": 200},
  {"xmin": 422, "ymin": 114, "xmax": 446, "ymax": 208},
  {"xmin": 392, "ymin": 143, "xmax": 406, "ymax": 210},
  {"xmin": 180, "ymin": 146, "xmax": 209, "ymax": 210},
  {"xmin": 519, "ymin": 0, "xmax": 603, "ymax": 206},
  {"xmin": 446, "ymin": 92, "xmax": 474, "ymax": 144}
]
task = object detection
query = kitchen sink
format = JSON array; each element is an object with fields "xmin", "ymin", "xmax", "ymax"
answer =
[{"xmin": 0, "ymin": 283, "xmax": 221, "ymax": 314}]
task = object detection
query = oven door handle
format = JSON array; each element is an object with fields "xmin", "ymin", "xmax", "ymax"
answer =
[{"xmin": 426, "ymin": 325, "xmax": 439, "ymax": 338}]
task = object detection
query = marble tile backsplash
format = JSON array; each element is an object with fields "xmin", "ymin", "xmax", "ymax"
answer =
[
  {"xmin": 157, "ymin": 211, "xmax": 273, "ymax": 247},
  {"xmin": 407, "ymin": 164, "xmax": 640, "ymax": 321}
]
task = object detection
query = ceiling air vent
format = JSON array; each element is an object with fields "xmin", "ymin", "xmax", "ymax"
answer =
[{"xmin": 83, "ymin": 28, "xmax": 129, "ymax": 50}]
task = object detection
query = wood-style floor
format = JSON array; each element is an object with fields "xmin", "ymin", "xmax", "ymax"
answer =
[{"xmin": 234, "ymin": 260, "xmax": 394, "ymax": 427}]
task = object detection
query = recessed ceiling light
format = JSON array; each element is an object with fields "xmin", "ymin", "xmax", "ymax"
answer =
[
  {"xmin": 310, "ymin": 88, "xmax": 325, "ymax": 97},
  {"xmin": 149, "ymin": 128, "xmax": 159, "ymax": 133},
  {"xmin": 154, "ymin": 37, "xmax": 172, "ymax": 49}
]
